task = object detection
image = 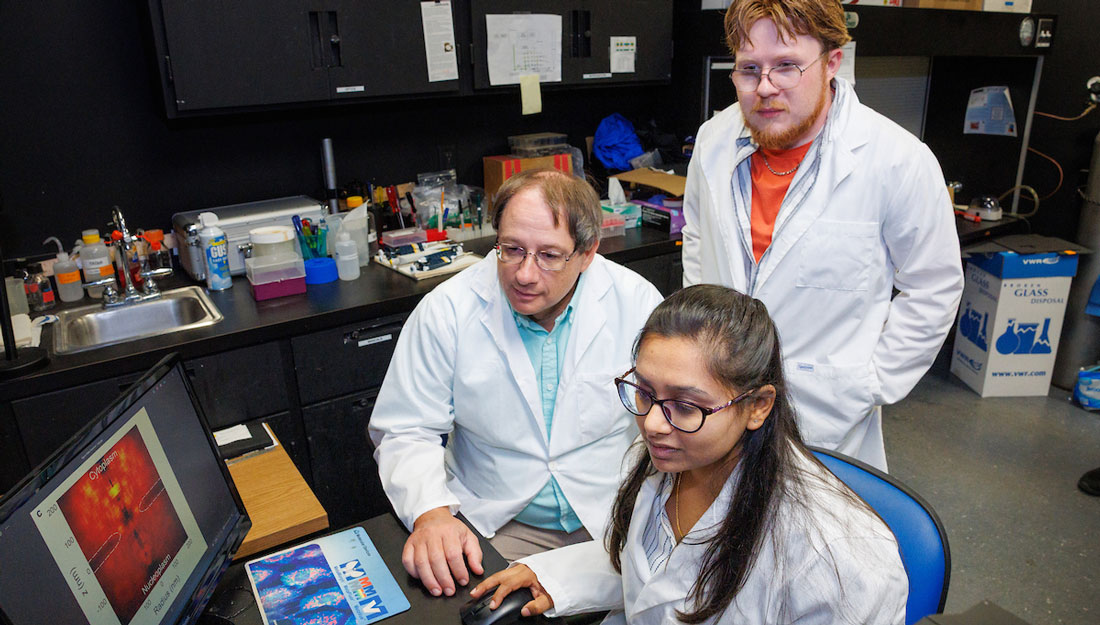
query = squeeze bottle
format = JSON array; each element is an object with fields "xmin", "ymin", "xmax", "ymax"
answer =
[
  {"xmin": 335, "ymin": 232, "xmax": 360, "ymax": 281},
  {"xmin": 44, "ymin": 236, "xmax": 83, "ymax": 302},
  {"xmin": 198, "ymin": 212, "xmax": 232, "ymax": 290}
]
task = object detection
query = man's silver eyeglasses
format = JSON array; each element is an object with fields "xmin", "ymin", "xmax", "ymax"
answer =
[
  {"xmin": 495, "ymin": 243, "xmax": 577, "ymax": 272},
  {"xmin": 615, "ymin": 368, "xmax": 756, "ymax": 434},
  {"xmin": 730, "ymin": 51, "xmax": 829, "ymax": 92}
]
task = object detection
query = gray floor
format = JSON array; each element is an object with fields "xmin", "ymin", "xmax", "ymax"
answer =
[{"xmin": 884, "ymin": 359, "xmax": 1100, "ymax": 625}]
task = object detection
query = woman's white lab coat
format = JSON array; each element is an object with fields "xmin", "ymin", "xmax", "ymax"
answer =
[
  {"xmin": 521, "ymin": 446, "xmax": 907, "ymax": 624},
  {"xmin": 369, "ymin": 254, "xmax": 663, "ymax": 539},
  {"xmin": 682, "ymin": 78, "xmax": 963, "ymax": 470}
]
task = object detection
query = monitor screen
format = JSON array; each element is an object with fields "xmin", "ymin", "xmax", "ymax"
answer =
[{"xmin": 0, "ymin": 354, "xmax": 250, "ymax": 625}]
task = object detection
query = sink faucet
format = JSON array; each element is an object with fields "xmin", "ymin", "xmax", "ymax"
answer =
[{"xmin": 85, "ymin": 206, "xmax": 173, "ymax": 308}]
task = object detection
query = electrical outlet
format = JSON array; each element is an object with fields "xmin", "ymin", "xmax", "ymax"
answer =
[
  {"xmin": 1088, "ymin": 76, "xmax": 1100, "ymax": 104},
  {"xmin": 437, "ymin": 144, "xmax": 457, "ymax": 171}
]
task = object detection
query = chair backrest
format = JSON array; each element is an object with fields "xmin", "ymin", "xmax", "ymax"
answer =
[{"xmin": 810, "ymin": 447, "xmax": 950, "ymax": 625}]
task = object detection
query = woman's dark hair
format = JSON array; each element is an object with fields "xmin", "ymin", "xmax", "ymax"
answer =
[{"xmin": 605, "ymin": 284, "xmax": 807, "ymax": 624}]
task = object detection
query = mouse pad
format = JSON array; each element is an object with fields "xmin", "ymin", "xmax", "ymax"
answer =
[{"xmin": 245, "ymin": 527, "xmax": 410, "ymax": 624}]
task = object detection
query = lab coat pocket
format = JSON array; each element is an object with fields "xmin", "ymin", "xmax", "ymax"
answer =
[
  {"xmin": 786, "ymin": 361, "xmax": 877, "ymax": 447},
  {"xmin": 796, "ymin": 220, "xmax": 877, "ymax": 291},
  {"xmin": 573, "ymin": 371, "xmax": 631, "ymax": 444}
]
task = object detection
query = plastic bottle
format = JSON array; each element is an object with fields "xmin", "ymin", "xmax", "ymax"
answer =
[
  {"xmin": 80, "ymin": 230, "xmax": 113, "ymax": 299},
  {"xmin": 43, "ymin": 236, "xmax": 83, "ymax": 303},
  {"xmin": 24, "ymin": 262, "xmax": 56, "ymax": 311},
  {"xmin": 335, "ymin": 232, "xmax": 360, "ymax": 281},
  {"xmin": 198, "ymin": 212, "xmax": 232, "ymax": 290}
]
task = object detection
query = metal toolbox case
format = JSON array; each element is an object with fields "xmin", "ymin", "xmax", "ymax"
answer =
[{"xmin": 172, "ymin": 196, "xmax": 324, "ymax": 280}]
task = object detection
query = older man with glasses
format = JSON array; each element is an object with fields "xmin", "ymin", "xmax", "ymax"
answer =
[{"xmin": 370, "ymin": 168, "xmax": 663, "ymax": 599}]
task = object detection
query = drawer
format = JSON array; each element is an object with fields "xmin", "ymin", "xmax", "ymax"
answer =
[{"xmin": 292, "ymin": 313, "xmax": 407, "ymax": 405}]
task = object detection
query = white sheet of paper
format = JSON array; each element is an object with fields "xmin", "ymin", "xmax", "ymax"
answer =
[
  {"xmin": 421, "ymin": 1, "xmax": 459, "ymax": 82},
  {"xmin": 610, "ymin": 36, "xmax": 636, "ymax": 73},
  {"xmin": 838, "ymin": 41, "xmax": 856, "ymax": 85},
  {"xmin": 213, "ymin": 424, "xmax": 252, "ymax": 447},
  {"xmin": 486, "ymin": 14, "xmax": 562, "ymax": 86},
  {"xmin": 520, "ymin": 73, "xmax": 542, "ymax": 114}
]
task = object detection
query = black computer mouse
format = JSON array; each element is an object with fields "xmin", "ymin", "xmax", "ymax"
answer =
[{"xmin": 459, "ymin": 586, "xmax": 535, "ymax": 625}]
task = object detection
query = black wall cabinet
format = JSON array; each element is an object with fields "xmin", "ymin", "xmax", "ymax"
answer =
[
  {"xmin": 149, "ymin": 0, "xmax": 460, "ymax": 116},
  {"xmin": 470, "ymin": 0, "xmax": 673, "ymax": 90}
]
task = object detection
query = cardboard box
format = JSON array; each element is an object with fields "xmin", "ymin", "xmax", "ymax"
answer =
[
  {"xmin": 611, "ymin": 168, "xmax": 686, "ymax": 198},
  {"xmin": 483, "ymin": 154, "xmax": 572, "ymax": 206},
  {"xmin": 982, "ymin": 0, "xmax": 1031, "ymax": 12},
  {"xmin": 916, "ymin": 0, "xmax": 983, "ymax": 10},
  {"xmin": 951, "ymin": 238, "xmax": 1081, "ymax": 397}
]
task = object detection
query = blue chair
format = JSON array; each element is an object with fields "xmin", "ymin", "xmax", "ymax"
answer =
[{"xmin": 810, "ymin": 447, "xmax": 950, "ymax": 625}]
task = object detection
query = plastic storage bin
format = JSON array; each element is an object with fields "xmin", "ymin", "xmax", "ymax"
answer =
[
  {"xmin": 508, "ymin": 132, "xmax": 569, "ymax": 157},
  {"xmin": 246, "ymin": 253, "xmax": 306, "ymax": 301}
]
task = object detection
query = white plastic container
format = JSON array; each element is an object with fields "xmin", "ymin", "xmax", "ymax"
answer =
[
  {"xmin": 198, "ymin": 212, "xmax": 232, "ymax": 290},
  {"xmin": 249, "ymin": 225, "xmax": 299, "ymax": 258},
  {"xmin": 79, "ymin": 230, "xmax": 113, "ymax": 298},
  {"xmin": 335, "ymin": 232, "xmax": 360, "ymax": 281},
  {"xmin": 44, "ymin": 237, "xmax": 83, "ymax": 303}
]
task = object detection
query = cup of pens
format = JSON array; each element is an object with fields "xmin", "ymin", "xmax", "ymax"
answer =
[{"xmin": 292, "ymin": 215, "xmax": 328, "ymax": 259}]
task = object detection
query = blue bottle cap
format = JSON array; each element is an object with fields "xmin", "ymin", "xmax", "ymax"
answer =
[{"xmin": 304, "ymin": 257, "xmax": 338, "ymax": 285}]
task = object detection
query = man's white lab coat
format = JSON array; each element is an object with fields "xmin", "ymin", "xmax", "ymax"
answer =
[
  {"xmin": 369, "ymin": 254, "xmax": 663, "ymax": 538},
  {"xmin": 682, "ymin": 78, "xmax": 963, "ymax": 470}
]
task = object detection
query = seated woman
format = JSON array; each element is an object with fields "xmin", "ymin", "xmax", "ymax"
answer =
[{"xmin": 469, "ymin": 284, "xmax": 907, "ymax": 624}]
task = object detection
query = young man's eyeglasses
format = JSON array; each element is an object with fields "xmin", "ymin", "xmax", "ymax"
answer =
[
  {"xmin": 614, "ymin": 368, "xmax": 756, "ymax": 433},
  {"xmin": 495, "ymin": 243, "xmax": 577, "ymax": 272},
  {"xmin": 730, "ymin": 50, "xmax": 829, "ymax": 92}
]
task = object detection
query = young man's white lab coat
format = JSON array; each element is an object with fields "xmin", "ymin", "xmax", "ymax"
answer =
[
  {"xmin": 369, "ymin": 254, "xmax": 663, "ymax": 539},
  {"xmin": 682, "ymin": 78, "xmax": 963, "ymax": 470},
  {"xmin": 521, "ymin": 446, "xmax": 908, "ymax": 624}
]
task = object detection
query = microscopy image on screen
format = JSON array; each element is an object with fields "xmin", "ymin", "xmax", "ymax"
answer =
[{"xmin": 56, "ymin": 426, "xmax": 187, "ymax": 625}]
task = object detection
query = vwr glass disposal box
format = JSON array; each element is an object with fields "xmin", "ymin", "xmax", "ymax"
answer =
[{"xmin": 951, "ymin": 237, "xmax": 1083, "ymax": 397}]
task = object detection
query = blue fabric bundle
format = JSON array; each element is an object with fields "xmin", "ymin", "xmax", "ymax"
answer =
[{"xmin": 593, "ymin": 113, "xmax": 644, "ymax": 171}]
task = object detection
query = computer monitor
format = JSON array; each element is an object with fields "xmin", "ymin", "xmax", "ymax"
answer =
[{"xmin": 0, "ymin": 353, "xmax": 251, "ymax": 625}]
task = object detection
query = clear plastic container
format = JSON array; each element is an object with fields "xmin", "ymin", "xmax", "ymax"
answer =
[
  {"xmin": 508, "ymin": 132, "xmax": 569, "ymax": 157},
  {"xmin": 245, "ymin": 253, "xmax": 306, "ymax": 301},
  {"xmin": 601, "ymin": 215, "xmax": 626, "ymax": 239}
]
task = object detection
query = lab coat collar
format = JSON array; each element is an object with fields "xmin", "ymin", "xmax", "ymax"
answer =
[
  {"xmin": 470, "ymin": 255, "xmax": 613, "ymax": 442},
  {"xmin": 625, "ymin": 465, "xmax": 742, "ymax": 618},
  {"xmin": 746, "ymin": 78, "xmax": 866, "ymax": 291}
]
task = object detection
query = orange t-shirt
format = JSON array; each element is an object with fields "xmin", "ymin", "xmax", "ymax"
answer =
[{"xmin": 749, "ymin": 142, "xmax": 814, "ymax": 262}]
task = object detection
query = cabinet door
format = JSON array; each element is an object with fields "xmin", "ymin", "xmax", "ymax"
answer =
[
  {"xmin": 625, "ymin": 251, "xmax": 681, "ymax": 297},
  {"xmin": 11, "ymin": 374, "xmax": 140, "ymax": 467},
  {"xmin": 567, "ymin": 0, "xmax": 672, "ymax": 85},
  {"xmin": 303, "ymin": 391, "xmax": 390, "ymax": 528},
  {"xmin": 471, "ymin": 0, "xmax": 672, "ymax": 89},
  {"xmin": 185, "ymin": 342, "xmax": 290, "ymax": 430},
  {"xmin": 328, "ymin": 0, "xmax": 461, "ymax": 99},
  {"xmin": 159, "ymin": 0, "xmax": 329, "ymax": 111}
]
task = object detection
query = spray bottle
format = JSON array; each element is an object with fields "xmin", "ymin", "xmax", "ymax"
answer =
[{"xmin": 198, "ymin": 212, "xmax": 232, "ymax": 290}]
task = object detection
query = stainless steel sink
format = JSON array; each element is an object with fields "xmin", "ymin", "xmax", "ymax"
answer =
[{"xmin": 52, "ymin": 286, "xmax": 224, "ymax": 354}]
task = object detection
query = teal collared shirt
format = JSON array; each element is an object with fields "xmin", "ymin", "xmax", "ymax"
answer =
[{"xmin": 509, "ymin": 274, "xmax": 585, "ymax": 533}]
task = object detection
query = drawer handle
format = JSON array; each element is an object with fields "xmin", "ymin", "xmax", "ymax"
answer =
[{"xmin": 345, "ymin": 331, "xmax": 394, "ymax": 348}]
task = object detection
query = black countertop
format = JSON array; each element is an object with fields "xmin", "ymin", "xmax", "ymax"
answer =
[{"xmin": 0, "ymin": 229, "xmax": 681, "ymax": 401}]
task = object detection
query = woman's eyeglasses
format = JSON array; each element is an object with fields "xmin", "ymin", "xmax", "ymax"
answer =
[{"xmin": 614, "ymin": 368, "xmax": 755, "ymax": 433}]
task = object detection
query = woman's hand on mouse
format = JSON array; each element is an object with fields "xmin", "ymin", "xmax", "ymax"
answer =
[{"xmin": 469, "ymin": 564, "xmax": 553, "ymax": 617}]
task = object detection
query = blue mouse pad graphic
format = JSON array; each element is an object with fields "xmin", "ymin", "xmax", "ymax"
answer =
[{"xmin": 246, "ymin": 527, "xmax": 410, "ymax": 624}]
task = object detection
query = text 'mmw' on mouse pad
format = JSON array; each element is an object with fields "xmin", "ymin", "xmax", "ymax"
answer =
[{"xmin": 246, "ymin": 527, "xmax": 411, "ymax": 624}]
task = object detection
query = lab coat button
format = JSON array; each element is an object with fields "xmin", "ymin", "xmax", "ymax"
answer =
[{"xmin": 549, "ymin": 461, "xmax": 559, "ymax": 471}]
